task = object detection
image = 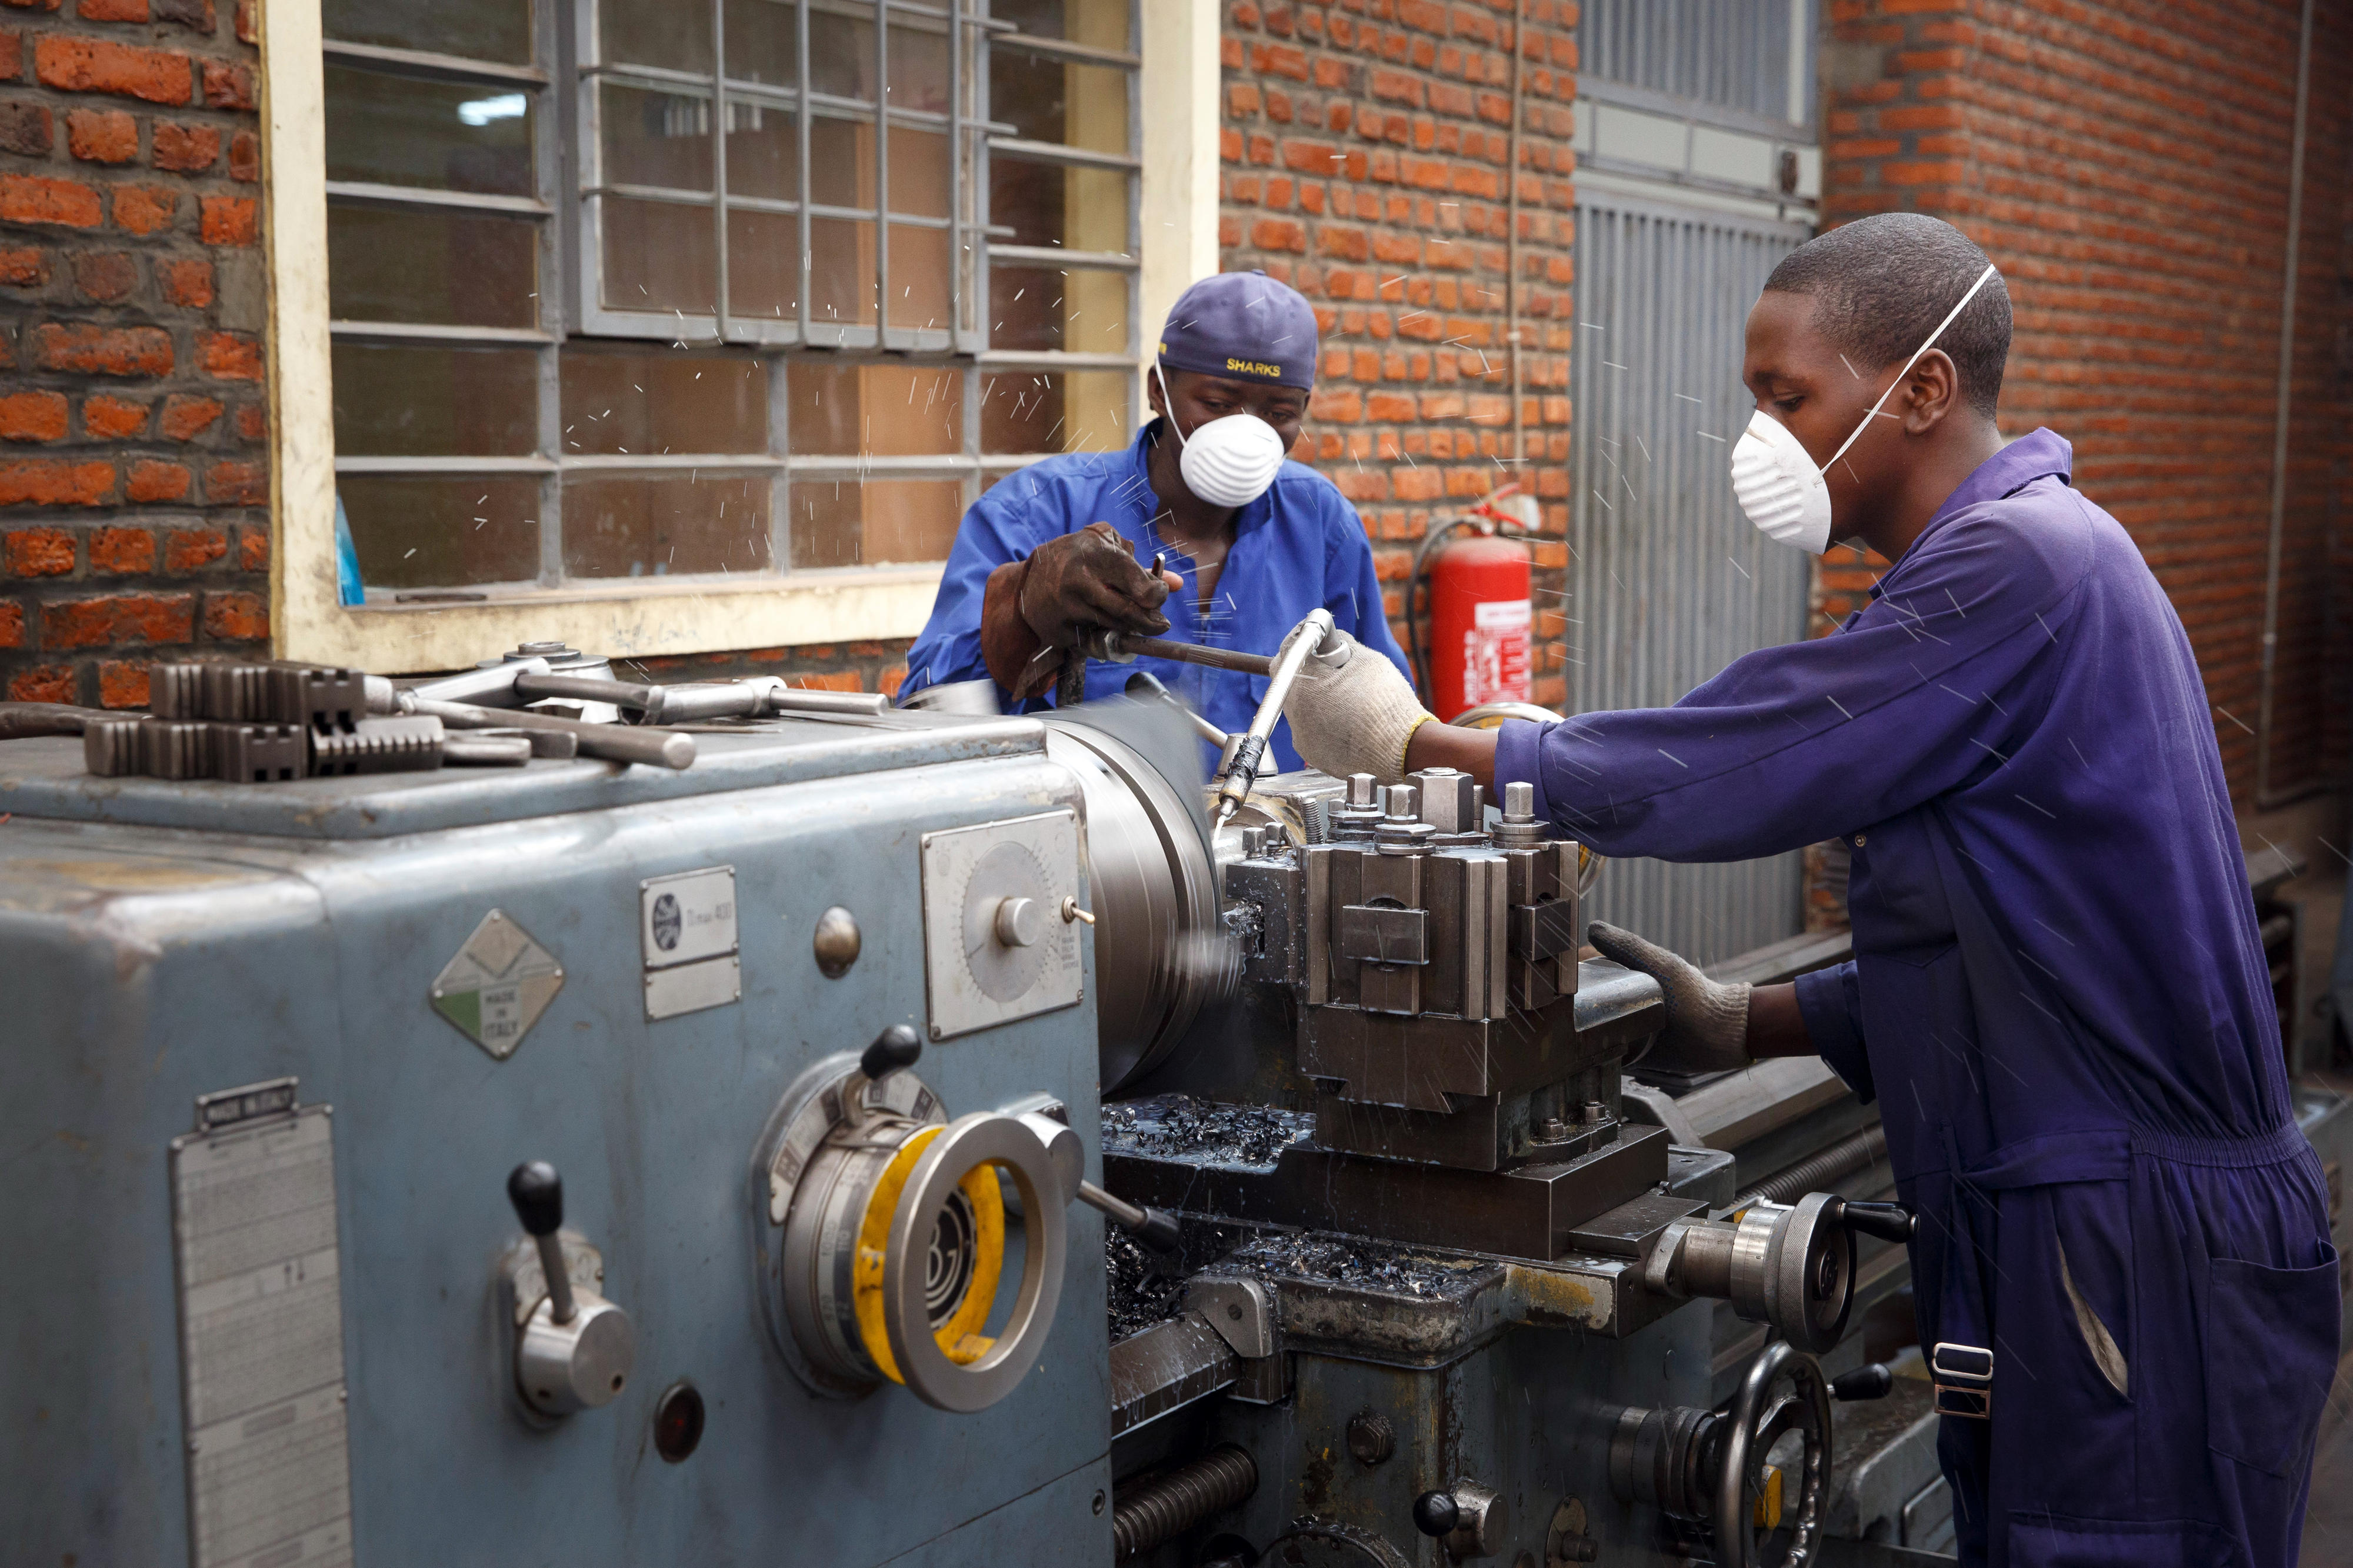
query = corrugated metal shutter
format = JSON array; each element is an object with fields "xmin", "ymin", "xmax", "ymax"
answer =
[
  {"xmin": 1577, "ymin": 0, "xmax": 1807, "ymax": 124},
  {"xmin": 1567, "ymin": 193, "xmax": 1814, "ymax": 966}
]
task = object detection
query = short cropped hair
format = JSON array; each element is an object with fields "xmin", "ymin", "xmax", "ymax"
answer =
[{"xmin": 1763, "ymin": 213, "xmax": 2012, "ymax": 418}]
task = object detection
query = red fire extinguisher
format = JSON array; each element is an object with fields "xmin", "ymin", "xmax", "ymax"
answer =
[{"xmin": 1408, "ymin": 488, "xmax": 1536, "ymax": 720}]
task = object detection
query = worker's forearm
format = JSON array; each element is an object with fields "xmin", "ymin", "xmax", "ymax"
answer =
[
  {"xmin": 1744, "ymin": 982, "xmax": 1814, "ymax": 1057},
  {"xmin": 1402, "ymin": 720, "xmax": 1498, "ymax": 789}
]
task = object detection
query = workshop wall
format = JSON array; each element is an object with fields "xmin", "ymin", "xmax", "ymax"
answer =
[
  {"xmin": 1217, "ymin": 0, "xmax": 1582, "ymax": 708},
  {"xmin": 0, "ymin": 0, "xmax": 266, "ymax": 709},
  {"xmin": 1818, "ymin": 0, "xmax": 2353, "ymax": 808}
]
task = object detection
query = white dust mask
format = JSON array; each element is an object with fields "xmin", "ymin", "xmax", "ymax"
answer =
[
  {"xmin": 1155, "ymin": 362, "xmax": 1288, "ymax": 509},
  {"xmin": 1729, "ymin": 261, "xmax": 1999, "ymax": 555}
]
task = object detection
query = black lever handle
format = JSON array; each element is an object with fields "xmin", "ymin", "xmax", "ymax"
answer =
[
  {"xmin": 1832, "ymin": 1362, "xmax": 1894, "ymax": 1402},
  {"xmin": 1411, "ymin": 1492, "xmax": 1459, "ymax": 1538},
  {"xmin": 1832, "ymin": 1199, "xmax": 1917, "ymax": 1243},
  {"xmin": 508, "ymin": 1160, "xmax": 563, "ymax": 1237},
  {"xmin": 860, "ymin": 1025, "xmax": 922, "ymax": 1082}
]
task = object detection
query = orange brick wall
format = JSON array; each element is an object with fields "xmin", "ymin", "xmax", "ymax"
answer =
[
  {"xmin": 1219, "ymin": 0, "xmax": 1580, "ymax": 708},
  {"xmin": 1821, "ymin": 0, "xmax": 2353, "ymax": 806},
  {"xmin": 0, "ymin": 0, "xmax": 268, "ymax": 708}
]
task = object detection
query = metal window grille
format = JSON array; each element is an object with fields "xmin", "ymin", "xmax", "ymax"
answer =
[{"xmin": 322, "ymin": 0, "xmax": 1141, "ymax": 600}]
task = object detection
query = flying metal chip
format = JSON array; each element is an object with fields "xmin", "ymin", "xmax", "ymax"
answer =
[{"xmin": 430, "ymin": 909, "xmax": 565, "ymax": 1059}]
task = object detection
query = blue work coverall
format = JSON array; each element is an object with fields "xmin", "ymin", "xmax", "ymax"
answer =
[
  {"xmin": 1495, "ymin": 429, "xmax": 2339, "ymax": 1566},
  {"xmin": 899, "ymin": 421, "xmax": 1411, "ymax": 772}
]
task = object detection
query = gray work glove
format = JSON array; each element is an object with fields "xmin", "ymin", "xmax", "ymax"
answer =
[
  {"xmin": 1587, "ymin": 920, "xmax": 1752, "ymax": 1076},
  {"xmin": 1279, "ymin": 628, "xmax": 1435, "ymax": 785}
]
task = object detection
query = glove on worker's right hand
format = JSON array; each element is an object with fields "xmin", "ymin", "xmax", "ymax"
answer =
[
  {"xmin": 1587, "ymin": 920, "xmax": 1753, "ymax": 1077},
  {"xmin": 1018, "ymin": 521, "xmax": 1173, "ymax": 648},
  {"xmin": 1279, "ymin": 629, "xmax": 1434, "ymax": 786}
]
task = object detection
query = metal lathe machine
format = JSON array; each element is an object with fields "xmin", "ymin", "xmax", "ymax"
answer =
[{"xmin": 8, "ymin": 640, "xmax": 2341, "ymax": 1567}]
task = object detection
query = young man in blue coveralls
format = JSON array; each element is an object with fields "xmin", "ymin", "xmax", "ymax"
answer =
[
  {"xmin": 1282, "ymin": 213, "xmax": 2339, "ymax": 1567},
  {"xmin": 897, "ymin": 269, "xmax": 1411, "ymax": 766}
]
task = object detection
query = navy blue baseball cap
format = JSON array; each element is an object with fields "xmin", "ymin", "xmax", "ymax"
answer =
[{"xmin": 1157, "ymin": 270, "xmax": 1318, "ymax": 390}]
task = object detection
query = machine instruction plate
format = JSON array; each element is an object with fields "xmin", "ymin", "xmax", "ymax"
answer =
[
  {"xmin": 430, "ymin": 909, "xmax": 565, "ymax": 1060},
  {"xmin": 171, "ymin": 1083, "xmax": 355, "ymax": 1568},
  {"xmin": 919, "ymin": 810, "xmax": 1081, "ymax": 1040}
]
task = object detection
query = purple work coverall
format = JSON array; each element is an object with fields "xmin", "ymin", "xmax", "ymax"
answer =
[{"xmin": 1495, "ymin": 429, "xmax": 2339, "ymax": 1566}]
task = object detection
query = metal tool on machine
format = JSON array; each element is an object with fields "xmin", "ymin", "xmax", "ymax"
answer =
[{"xmin": 501, "ymin": 1160, "xmax": 636, "ymax": 1418}]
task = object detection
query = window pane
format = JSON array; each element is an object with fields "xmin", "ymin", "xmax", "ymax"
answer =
[
  {"xmin": 887, "ymin": 126, "xmax": 947, "ymax": 218},
  {"xmin": 328, "ymin": 204, "xmax": 538, "ymax": 327},
  {"xmin": 561, "ymin": 349, "xmax": 766, "ymax": 456},
  {"xmin": 810, "ymin": 217, "xmax": 876, "ymax": 326},
  {"xmin": 601, "ymin": 197, "xmax": 716, "ymax": 313},
  {"xmin": 981, "ymin": 369, "xmax": 1128, "ymax": 454},
  {"xmin": 990, "ymin": 0, "xmax": 1130, "ymax": 49},
  {"xmin": 322, "ymin": 0, "xmax": 529, "ymax": 65},
  {"xmin": 324, "ymin": 66, "xmax": 535, "ymax": 196},
  {"xmin": 990, "ymin": 157, "xmax": 1128, "ymax": 251},
  {"xmin": 791, "ymin": 478, "xmax": 961, "ymax": 568},
  {"xmin": 563, "ymin": 474, "xmax": 772, "ymax": 578},
  {"xmin": 788, "ymin": 363, "xmax": 961, "ymax": 456},
  {"xmin": 992, "ymin": 54, "xmax": 1128, "ymax": 157},
  {"xmin": 809, "ymin": 115, "xmax": 872, "ymax": 209},
  {"xmin": 332, "ymin": 344, "xmax": 539, "ymax": 456},
  {"xmin": 725, "ymin": 0, "xmax": 798, "ymax": 86},
  {"xmin": 889, "ymin": 224, "xmax": 951, "ymax": 332},
  {"xmin": 726, "ymin": 99, "xmax": 798, "ymax": 202},
  {"xmin": 339, "ymin": 475, "xmax": 541, "ymax": 589},
  {"xmin": 728, "ymin": 209, "xmax": 801, "ymax": 320},
  {"xmin": 811, "ymin": 5, "xmax": 876, "ymax": 99},
  {"xmin": 602, "ymin": 84, "xmax": 714, "ymax": 192},
  {"xmin": 887, "ymin": 24, "xmax": 949, "ymax": 114},
  {"xmin": 600, "ymin": 0, "xmax": 712, "ymax": 74},
  {"xmin": 989, "ymin": 265, "xmax": 1128, "ymax": 353}
]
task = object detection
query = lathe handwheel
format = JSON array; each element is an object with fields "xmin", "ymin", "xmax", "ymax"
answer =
[
  {"xmin": 1713, "ymin": 1340, "xmax": 1834, "ymax": 1568},
  {"xmin": 883, "ymin": 1112, "xmax": 1069, "ymax": 1413}
]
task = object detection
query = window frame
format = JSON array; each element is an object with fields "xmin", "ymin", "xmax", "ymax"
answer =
[{"xmin": 265, "ymin": 0, "xmax": 1219, "ymax": 673}]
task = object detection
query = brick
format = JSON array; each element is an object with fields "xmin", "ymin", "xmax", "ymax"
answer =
[
  {"xmin": 0, "ymin": 29, "xmax": 19, "ymax": 77},
  {"xmin": 69, "ymin": 250, "xmax": 136, "ymax": 302},
  {"xmin": 78, "ymin": 0, "xmax": 149, "ymax": 19},
  {"xmin": 109, "ymin": 184, "xmax": 175, "ymax": 235},
  {"xmin": 200, "ymin": 58, "xmax": 254, "ymax": 111},
  {"xmin": 152, "ymin": 0, "xmax": 211, "ymax": 26},
  {"xmin": 204, "ymin": 458, "xmax": 263, "ymax": 504},
  {"xmin": 0, "ymin": 247, "xmax": 42, "ymax": 288},
  {"xmin": 196, "ymin": 331, "xmax": 259, "ymax": 379},
  {"xmin": 0, "ymin": 602, "xmax": 21, "ymax": 650},
  {"xmin": 31, "ymin": 322, "xmax": 172, "ymax": 376},
  {"xmin": 7, "ymin": 666, "xmax": 76, "ymax": 704},
  {"xmin": 97, "ymin": 659, "xmax": 150, "ymax": 709},
  {"xmin": 124, "ymin": 458, "xmax": 189, "ymax": 502},
  {"xmin": 154, "ymin": 255, "xmax": 211, "ymax": 307},
  {"xmin": 65, "ymin": 107, "xmax": 137, "ymax": 163},
  {"xmin": 0, "ymin": 391, "xmax": 68, "ymax": 443},
  {"xmin": 158, "ymin": 392, "xmax": 219, "ymax": 439},
  {"xmin": 1, "ymin": 174, "xmax": 103, "ymax": 228},
  {"xmin": 791, "ymin": 670, "xmax": 861, "ymax": 692},
  {"xmin": 1249, "ymin": 216, "xmax": 1307, "ymax": 252},
  {"xmin": 198, "ymin": 194, "xmax": 254, "ymax": 245},
  {"xmin": 162, "ymin": 525, "xmax": 223, "ymax": 571},
  {"xmin": 82, "ymin": 393, "xmax": 146, "ymax": 438},
  {"xmin": 232, "ymin": 403, "xmax": 262, "ymax": 441},
  {"xmin": 0, "ymin": 462, "xmax": 113, "ymax": 507},
  {"xmin": 89, "ymin": 525, "xmax": 152, "ymax": 573},
  {"xmin": 227, "ymin": 128, "xmax": 256, "ymax": 181},
  {"xmin": 236, "ymin": 526, "xmax": 264, "ymax": 571},
  {"xmin": 150, "ymin": 120, "xmax": 219, "ymax": 172},
  {"xmin": 34, "ymin": 35, "xmax": 194, "ymax": 105},
  {"xmin": 44, "ymin": 592, "xmax": 192, "ymax": 648},
  {"xmin": 5, "ymin": 527, "xmax": 75, "ymax": 575},
  {"xmin": 0, "ymin": 101, "xmax": 51, "ymax": 156}
]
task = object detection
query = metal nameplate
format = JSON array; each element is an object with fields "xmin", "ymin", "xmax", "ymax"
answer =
[
  {"xmin": 169, "ymin": 1087, "xmax": 354, "ymax": 1568},
  {"xmin": 431, "ymin": 909, "xmax": 565, "ymax": 1060},
  {"xmin": 640, "ymin": 865, "xmax": 739, "ymax": 971},
  {"xmin": 645, "ymin": 954, "xmax": 742, "ymax": 1020},
  {"xmin": 919, "ymin": 810, "xmax": 1081, "ymax": 1040}
]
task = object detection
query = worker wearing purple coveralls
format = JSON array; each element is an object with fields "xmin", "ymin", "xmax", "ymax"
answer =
[{"xmin": 1281, "ymin": 215, "xmax": 2339, "ymax": 1566}]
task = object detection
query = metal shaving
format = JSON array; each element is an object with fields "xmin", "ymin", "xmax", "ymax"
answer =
[
  {"xmin": 1105, "ymin": 1227, "xmax": 1187, "ymax": 1343},
  {"xmin": 1224, "ymin": 1232, "xmax": 1481, "ymax": 1300},
  {"xmin": 1101, "ymin": 1095, "xmax": 1309, "ymax": 1168}
]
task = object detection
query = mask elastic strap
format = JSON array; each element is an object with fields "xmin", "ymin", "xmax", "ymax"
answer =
[
  {"xmin": 1151, "ymin": 361, "xmax": 1189, "ymax": 447},
  {"xmin": 1818, "ymin": 262, "xmax": 1998, "ymax": 477}
]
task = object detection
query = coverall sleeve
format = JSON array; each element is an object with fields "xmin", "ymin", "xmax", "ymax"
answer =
[
  {"xmin": 898, "ymin": 485, "xmax": 1056, "ymax": 705},
  {"xmin": 1322, "ymin": 501, "xmax": 1413, "ymax": 683},
  {"xmin": 1794, "ymin": 961, "xmax": 1872, "ymax": 1101},
  {"xmin": 1490, "ymin": 505, "xmax": 2092, "ymax": 862}
]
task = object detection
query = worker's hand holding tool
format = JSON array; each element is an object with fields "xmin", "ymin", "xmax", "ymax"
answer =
[
  {"xmin": 1587, "ymin": 920, "xmax": 1754, "ymax": 1076},
  {"xmin": 981, "ymin": 523, "xmax": 1184, "ymax": 698},
  {"xmin": 1278, "ymin": 628, "xmax": 1435, "ymax": 786}
]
